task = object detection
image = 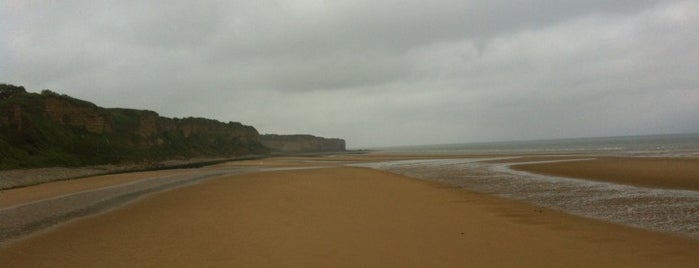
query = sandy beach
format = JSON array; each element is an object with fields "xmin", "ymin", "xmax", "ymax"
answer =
[
  {"xmin": 1, "ymin": 156, "xmax": 698, "ymax": 267},
  {"xmin": 512, "ymin": 157, "xmax": 699, "ymax": 191}
]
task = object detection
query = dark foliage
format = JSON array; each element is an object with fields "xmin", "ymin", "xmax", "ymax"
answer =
[{"xmin": 0, "ymin": 84, "xmax": 268, "ymax": 169}]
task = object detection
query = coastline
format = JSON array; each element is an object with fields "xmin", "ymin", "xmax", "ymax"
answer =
[
  {"xmin": 1, "ymin": 155, "xmax": 698, "ymax": 266},
  {"xmin": 0, "ymin": 155, "xmax": 266, "ymax": 191}
]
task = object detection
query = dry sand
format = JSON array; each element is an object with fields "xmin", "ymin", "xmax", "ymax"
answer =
[
  {"xmin": 1, "ymin": 159, "xmax": 698, "ymax": 267},
  {"xmin": 512, "ymin": 157, "xmax": 699, "ymax": 191}
]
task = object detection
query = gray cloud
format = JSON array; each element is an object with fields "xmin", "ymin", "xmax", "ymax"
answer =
[{"xmin": 2, "ymin": 0, "xmax": 697, "ymax": 147}]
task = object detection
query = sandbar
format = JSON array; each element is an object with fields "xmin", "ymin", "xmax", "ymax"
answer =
[{"xmin": 512, "ymin": 157, "xmax": 699, "ymax": 191}]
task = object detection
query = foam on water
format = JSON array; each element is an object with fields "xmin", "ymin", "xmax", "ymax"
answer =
[{"xmin": 355, "ymin": 158, "xmax": 699, "ymax": 239}]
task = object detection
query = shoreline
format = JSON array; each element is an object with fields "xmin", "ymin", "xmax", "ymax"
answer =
[
  {"xmin": 0, "ymin": 166, "xmax": 262, "ymax": 244},
  {"xmin": 2, "ymin": 154, "xmax": 698, "ymax": 266},
  {"xmin": 2, "ymin": 163, "xmax": 698, "ymax": 267},
  {"xmin": 510, "ymin": 156, "xmax": 699, "ymax": 191},
  {"xmin": 351, "ymin": 155, "xmax": 699, "ymax": 239},
  {"xmin": 0, "ymin": 155, "xmax": 267, "ymax": 191}
]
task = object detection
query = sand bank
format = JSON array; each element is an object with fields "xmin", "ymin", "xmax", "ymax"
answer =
[
  {"xmin": 1, "ymin": 164, "xmax": 697, "ymax": 267},
  {"xmin": 512, "ymin": 157, "xmax": 699, "ymax": 191}
]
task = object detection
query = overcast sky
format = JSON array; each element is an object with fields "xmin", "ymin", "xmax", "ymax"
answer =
[{"xmin": 1, "ymin": 1, "xmax": 697, "ymax": 148}]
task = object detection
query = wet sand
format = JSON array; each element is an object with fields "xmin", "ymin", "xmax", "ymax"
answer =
[
  {"xmin": 1, "ymin": 158, "xmax": 698, "ymax": 267},
  {"xmin": 512, "ymin": 157, "xmax": 699, "ymax": 191},
  {"xmin": 0, "ymin": 170, "xmax": 186, "ymax": 208}
]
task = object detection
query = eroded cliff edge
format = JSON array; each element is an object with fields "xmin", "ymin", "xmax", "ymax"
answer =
[
  {"xmin": 260, "ymin": 134, "xmax": 346, "ymax": 153},
  {"xmin": 0, "ymin": 84, "xmax": 268, "ymax": 169}
]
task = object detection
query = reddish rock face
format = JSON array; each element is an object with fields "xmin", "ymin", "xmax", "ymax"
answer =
[
  {"xmin": 0, "ymin": 105, "xmax": 23, "ymax": 132},
  {"xmin": 25, "ymin": 97, "xmax": 262, "ymax": 150},
  {"xmin": 43, "ymin": 98, "xmax": 113, "ymax": 134},
  {"xmin": 135, "ymin": 112, "xmax": 159, "ymax": 138}
]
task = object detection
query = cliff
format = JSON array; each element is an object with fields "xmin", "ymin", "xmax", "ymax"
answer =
[
  {"xmin": 0, "ymin": 84, "xmax": 268, "ymax": 169},
  {"xmin": 260, "ymin": 134, "xmax": 345, "ymax": 153}
]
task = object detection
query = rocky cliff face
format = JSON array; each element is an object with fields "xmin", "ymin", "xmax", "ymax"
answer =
[
  {"xmin": 260, "ymin": 134, "xmax": 345, "ymax": 153},
  {"xmin": 0, "ymin": 105, "xmax": 23, "ymax": 133},
  {"xmin": 44, "ymin": 97, "xmax": 113, "ymax": 134},
  {"xmin": 121, "ymin": 112, "xmax": 261, "ymax": 149},
  {"xmin": 0, "ymin": 85, "xmax": 267, "ymax": 169}
]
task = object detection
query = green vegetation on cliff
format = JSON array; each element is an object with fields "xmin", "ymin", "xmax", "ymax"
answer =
[{"xmin": 0, "ymin": 83, "xmax": 268, "ymax": 169}]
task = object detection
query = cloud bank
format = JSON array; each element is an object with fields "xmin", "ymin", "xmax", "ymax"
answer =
[{"xmin": 2, "ymin": 0, "xmax": 697, "ymax": 147}]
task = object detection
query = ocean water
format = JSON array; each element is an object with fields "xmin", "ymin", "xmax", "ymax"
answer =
[
  {"xmin": 377, "ymin": 133, "xmax": 699, "ymax": 157},
  {"xmin": 357, "ymin": 133, "xmax": 699, "ymax": 239}
]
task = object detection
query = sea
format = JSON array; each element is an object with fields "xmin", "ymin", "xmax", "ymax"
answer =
[
  {"xmin": 375, "ymin": 133, "xmax": 699, "ymax": 157},
  {"xmin": 356, "ymin": 133, "xmax": 699, "ymax": 239}
]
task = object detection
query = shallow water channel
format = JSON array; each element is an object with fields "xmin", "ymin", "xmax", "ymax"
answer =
[{"xmin": 355, "ymin": 158, "xmax": 699, "ymax": 240}]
